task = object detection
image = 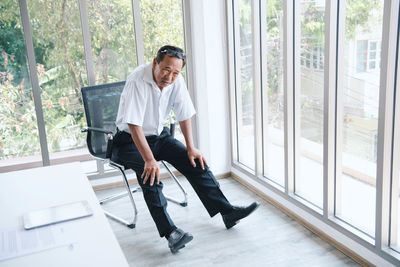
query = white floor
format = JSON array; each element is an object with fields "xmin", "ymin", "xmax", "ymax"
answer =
[{"xmin": 95, "ymin": 176, "xmax": 360, "ymax": 267}]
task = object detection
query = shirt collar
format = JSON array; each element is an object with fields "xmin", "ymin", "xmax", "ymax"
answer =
[{"xmin": 143, "ymin": 63, "xmax": 154, "ymax": 84}]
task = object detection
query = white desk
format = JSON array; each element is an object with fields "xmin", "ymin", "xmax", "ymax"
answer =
[{"xmin": 0, "ymin": 163, "xmax": 129, "ymax": 267}]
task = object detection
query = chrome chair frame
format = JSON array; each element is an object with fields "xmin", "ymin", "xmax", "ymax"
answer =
[{"xmin": 81, "ymin": 82, "xmax": 188, "ymax": 229}]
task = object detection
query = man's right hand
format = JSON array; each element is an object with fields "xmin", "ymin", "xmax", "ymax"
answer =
[
  {"xmin": 142, "ymin": 159, "xmax": 160, "ymax": 186},
  {"xmin": 128, "ymin": 124, "xmax": 159, "ymax": 187}
]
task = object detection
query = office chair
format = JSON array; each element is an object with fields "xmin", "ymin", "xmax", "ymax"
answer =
[{"xmin": 81, "ymin": 81, "xmax": 188, "ymax": 228}]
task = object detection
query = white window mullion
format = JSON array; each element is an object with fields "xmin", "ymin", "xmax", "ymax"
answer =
[
  {"xmin": 293, "ymin": 0, "xmax": 301, "ymax": 194},
  {"xmin": 335, "ymin": 0, "xmax": 346, "ymax": 218},
  {"xmin": 323, "ymin": 0, "xmax": 339, "ymax": 218},
  {"xmin": 78, "ymin": 0, "xmax": 104, "ymax": 173},
  {"xmin": 376, "ymin": 0, "xmax": 400, "ymax": 250},
  {"xmin": 233, "ymin": 0, "xmax": 243, "ymax": 166},
  {"xmin": 252, "ymin": 0, "xmax": 262, "ymax": 177},
  {"xmin": 260, "ymin": 0, "xmax": 268, "ymax": 178},
  {"xmin": 283, "ymin": 0, "xmax": 294, "ymax": 194},
  {"xmin": 182, "ymin": 0, "xmax": 199, "ymax": 148},
  {"xmin": 132, "ymin": 0, "xmax": 145, "ymax": 66},
  {"xmin": 19, "ymin": 0, "xmax": 50, "ymax": 166},
  {"xmin": 78, "ymin": 0, "xmax": 95, "ymax": 86},
  {"xmin": 390, "ymin": 14, "xmax": 400, "ymax": 248},
  {"xmin": 226, "ymin": 0, "xmax": 238, "ymax": 164}
]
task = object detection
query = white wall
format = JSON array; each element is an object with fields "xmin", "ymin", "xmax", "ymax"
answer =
[{"xmin": 188, "ymin": 0, "xmax": 231, "ymax": 175}]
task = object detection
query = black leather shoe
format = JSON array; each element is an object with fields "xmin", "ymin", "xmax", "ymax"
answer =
[
  {"xmin": 168, "ymin": 228, "xmax": 193, "ymax": 254},
  {"xmin": 222, "ymin": 202, "xmax": 260, "ymax": 229}
]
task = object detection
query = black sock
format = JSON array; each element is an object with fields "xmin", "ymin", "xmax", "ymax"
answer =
[{"xmin": 165, "ymin": 226, "xmax": 177, "ymax": 239}]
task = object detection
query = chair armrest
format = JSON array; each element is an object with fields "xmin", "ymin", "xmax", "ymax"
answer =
[
  {"xmin": 81, "ymin": 127, "xmax": 113, "ymax": 137},
  {"xmin": 170, "ymin": 123, "xmax": 175, "ymax": 138},
  {"xmin": 81, "ymin": 127, "xmax": 114, "ymax": 159}
]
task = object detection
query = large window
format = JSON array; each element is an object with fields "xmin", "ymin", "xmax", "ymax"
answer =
[
  {"xmin": 263, "ymin": 0, "xmax": 284, "ymax": 186},
  {"xmin": 229, "ymin": 0, "xmax": 400, "ymax": 264},
  {"xmin": 335, "ymin": 0, "xmax": 383, "ymax": 237},
  {"xmin": 27, "ymin": 0, "xmax": 86, "ymax": 155},
  {"xmin": 0, "ymin": 0, "xmax": 188, "ymax": 172},
  {"xmin": 295, "ymin": 0, "xmax": 325, "ymax": 208},
  {"xmin": 0, "ymin": 0, "xmax": 41, "ymax": 160},
  {"xmin": 233, "ymin": 0, "xmax": 255, "ymax": 170}
]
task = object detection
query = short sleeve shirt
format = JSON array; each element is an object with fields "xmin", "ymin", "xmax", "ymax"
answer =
[{"xmin": 115, "ymin": 63, "xmax": 196, "ymax": 136}]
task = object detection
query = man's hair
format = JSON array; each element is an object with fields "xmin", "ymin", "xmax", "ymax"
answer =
[{"xmin": 156, "ymin": 45, "xmax": 186, "ymax": 67}]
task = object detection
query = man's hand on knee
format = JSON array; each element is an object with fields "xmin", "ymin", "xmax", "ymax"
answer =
[
  {"xmin": 188, "ymin": 148, "xmax": 208, "ymax": 170},
  {"xmin": 142, "ymin": 159, "xmax": 160, "ymax": 186}
]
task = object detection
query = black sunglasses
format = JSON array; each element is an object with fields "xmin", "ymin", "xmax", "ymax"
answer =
[{"xmin": 160, "ymin": 48, "xmax": 186, "ymax": 59}]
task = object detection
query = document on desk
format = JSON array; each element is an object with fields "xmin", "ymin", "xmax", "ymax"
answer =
[{"xmin": 0, "ymin": 225, "xmax": 74, "ymax": 262}]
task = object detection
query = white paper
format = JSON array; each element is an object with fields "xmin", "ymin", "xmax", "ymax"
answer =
[{"xmin": 0, "ymin": 225, "xmax": 72, "ymax": 262}]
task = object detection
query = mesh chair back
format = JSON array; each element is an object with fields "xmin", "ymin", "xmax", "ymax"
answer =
[{"xmin": 81, "ymin": 81, "xmax": 125, "ymax": 159}]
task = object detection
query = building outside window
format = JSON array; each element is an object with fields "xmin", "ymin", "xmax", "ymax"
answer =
[{"xmin": 356, "ymin": 40, "xmax": 381, "ymax": 72}]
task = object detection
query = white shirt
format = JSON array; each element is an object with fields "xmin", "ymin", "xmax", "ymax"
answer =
[{"xmin": 116, "ymin": 63, "xmax": 196, "ymax": 136}]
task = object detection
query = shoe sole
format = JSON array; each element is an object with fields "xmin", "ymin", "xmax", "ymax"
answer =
[
  {"xmin": 170, "ymin": 233, "xmax": 193, "ymax": 254},
  {"xmin": 225, "ymin": 220, "xmax": 238, "ymax": 230},
  {"xmin": 225, "ymin": 203, "xmax": 260, "ymax": 229}
]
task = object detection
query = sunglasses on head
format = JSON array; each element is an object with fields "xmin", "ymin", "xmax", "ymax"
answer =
[{"xmin": 160, "ymin": 48, "xmax": 186, "ymax": 59}]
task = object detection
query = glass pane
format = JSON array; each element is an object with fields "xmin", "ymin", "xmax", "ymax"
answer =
[
  {"xmin": 0, "ymin": 0, "xmax": 41, "ymax": 161},
  {"xmin": 357, "ymin": 53, "xmax": 367, "ymax": 61},
  {"xmin": 369, "ymin": 52, "xmax": 376, "ymax": 59},
  {"xmin": 236, "ymin": 0, "xmax": 255, "ymax": 169},
  {"xmin": 369, "ymin": 41, "xmax": 377, "ymax": 50},
  {"xmin": 88, "ymin": 0, "xmax": 137, "ymax": 84},
  {"xmin": 295, "ymin": 0, "xmax": 325, "ymax": 208},
  {"xmin": 369, "ymin": 61, "xmax": 376, "ymax": 69},
  {"xmin": 140, "ymin": 0, "xmax": 185, "ymax": 63},
  {"xmin": 263, "ymin": 0, "xmax": 284, "ymax": 186},
  {"xmin": 27, "ymin": 0, "xmax": 86, "ymax": 155},
  {"xmin": 357, "ymin": 62, "xmax": 367, "ymax": 72},
  {"xmin": 335, "ymin": 0, "xmax": 383, "ymax": 237},
  {"xmin": 357, "ymin": 40, "xmax": 367, "ymax": 50}
]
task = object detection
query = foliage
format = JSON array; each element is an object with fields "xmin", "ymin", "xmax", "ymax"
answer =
[
  {"xmin": 140, "ymin": 0, "xmax": 185, "ymax": 63},
  {"xmin": 301, "ymin": 3, "xmax": 325, "ymax": 46},
  {"xmin": 0, "ymin": 58, "xmax": 40, "ymax": 158},
  {"xmin": 238, "ymin": 0, "xmax": 254, "ymax": 124},
  {"xmin": 0, "ymin": 0, "xmax": 184, "ymax": 159},
  {"xmin": 87, "ymin": 0, "xmax": 138, "ymax": 84},
  {"xmin": 345, "ymin": 0, "xmax": 381, "ymax": 40}
]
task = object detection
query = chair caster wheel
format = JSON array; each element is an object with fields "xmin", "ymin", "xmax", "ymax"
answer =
[
  {"xmin": 180, "ymin": 202, "xmax": 188, "ymax": 207},
  {"xmin": 127, "ymin": 224, "xmax": 136, "ymax": 229}
]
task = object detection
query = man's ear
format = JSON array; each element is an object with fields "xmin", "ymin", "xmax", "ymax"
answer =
[{"xmin": 153, "ymin": 58, "xmax": 157, "ymax": 67}]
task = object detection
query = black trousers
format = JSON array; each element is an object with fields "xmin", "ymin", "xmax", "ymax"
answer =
[{"xmin": 111, "ymin": 127, "xmax": 233, "ymax": 237}]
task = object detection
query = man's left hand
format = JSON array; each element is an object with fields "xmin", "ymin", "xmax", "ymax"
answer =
[{"xmin": 188, "ymin": 148, "xmax": 208, "ymax": 170}]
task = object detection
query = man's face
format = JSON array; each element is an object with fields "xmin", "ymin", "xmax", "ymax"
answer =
[{"xmin": 152, "ymin": 55, "xmax": 183, "ymax": 90}]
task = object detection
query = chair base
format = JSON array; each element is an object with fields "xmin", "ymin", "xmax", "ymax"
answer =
[
  {"xmin": 102, "ymin": 209, "xmax": 136, "ymax": 228},
  {"xmin": 98, "ymin": 160, "xmax": 188, "ymax": 229}
]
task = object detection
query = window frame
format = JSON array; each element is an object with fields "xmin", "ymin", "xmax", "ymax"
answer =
[{"xmin": 227, "ymin": 0, "xmax": 400, "ymax": 265}]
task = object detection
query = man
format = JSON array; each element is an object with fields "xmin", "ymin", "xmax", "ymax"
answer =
[{"xmin": 112, "ymin": 45, "xmax": 259, "ymax": 254}]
